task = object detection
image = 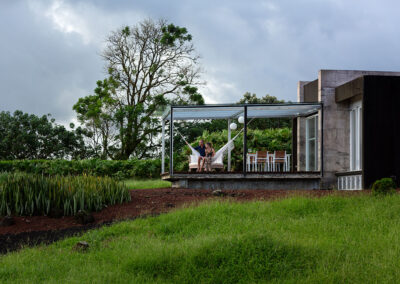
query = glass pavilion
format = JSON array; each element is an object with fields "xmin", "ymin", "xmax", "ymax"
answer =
[{"xmin": 161, "ymin": 103, "xmax": 322, "ymax": 176}]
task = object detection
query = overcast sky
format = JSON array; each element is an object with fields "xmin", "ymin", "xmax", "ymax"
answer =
[{"xmin": 1, "ymin": 0, "xmax": 400, "ymax": 125}]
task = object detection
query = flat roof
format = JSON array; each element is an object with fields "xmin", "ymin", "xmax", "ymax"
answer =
[{"xmin": 162, "ymin": 103, "xmax": 321, "ymax": 121}]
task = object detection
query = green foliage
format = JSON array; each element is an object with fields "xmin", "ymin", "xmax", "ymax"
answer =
[
  {"xmin": 0, "ymin": 159, "xmax": 163, "ymax": 179},
  {"xmin": 371, "ymin": 177, "xmax": 396, "ymax": 196},
  {"xmin": 174, "ymin": 128, "xmax": 292, "ymax": 171},
  {"xmin": 122, "ymin": 179, "xmax": 171, "ymax": 189},
  {"xmin": 160, "ymin": 23, "xmax": 192, "ymax": 46},
  {"xmin": 0, "ymin": 173, "xmax": 130, "ymax": 216},
  {"xmin": 4, "ymin": 195, "xmax": 400, "ymax": 282},
  {"xmin": 0, "ymin": 110, "xmax": 92, "ymax": 160},
  {"xmin": 80, "ymin": 18, "xmax": 201, "ymax": 160}
]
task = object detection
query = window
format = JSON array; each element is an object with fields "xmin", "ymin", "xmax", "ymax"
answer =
[
  {"xmin": 306, "ymin": 115, "xmax": 318, "ymax": 171},
  {"xmin": 350, "ymin": 101, "xmax": 362, "ymax": 171}
]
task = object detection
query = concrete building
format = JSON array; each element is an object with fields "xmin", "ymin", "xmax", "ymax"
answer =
[
  {"xmin": 297, "ymin": 69, "xmax": 400, "ymax": 189},
  {"xmin": 161, "ymin": 69, "xmax": 400, "ymax": 190}
]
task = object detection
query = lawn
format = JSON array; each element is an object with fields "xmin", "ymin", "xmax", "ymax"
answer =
[
  {"xmin": 122, "ymin": 178, "xmax": 171, "ymax": 189},
  {"xmin": 2, "ymin": 194, "xmax": 400, "ymax": 283}
]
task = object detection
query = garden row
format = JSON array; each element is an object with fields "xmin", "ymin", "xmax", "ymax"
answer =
[{"xmin": 0, "ymin": 172, "xmax": 131, "ymax": 216}]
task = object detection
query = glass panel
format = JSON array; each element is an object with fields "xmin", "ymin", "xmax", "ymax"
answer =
[{"xmin": 308, "ymin": 139, "xmax": 316, "ymax": 170}]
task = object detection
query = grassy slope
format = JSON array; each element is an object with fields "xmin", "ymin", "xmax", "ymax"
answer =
[
  {"xmin": 122, "ymin": 179, "xmax": 171, "ymax": 189},
  {"xmin": 2, "ymin": 194, "xmax": 400, "ymax": 283}
]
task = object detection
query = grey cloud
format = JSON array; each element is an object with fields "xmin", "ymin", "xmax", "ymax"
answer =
[{"xmin": 1, "ymin": 0, "xmax": 400, "ymax": 123}]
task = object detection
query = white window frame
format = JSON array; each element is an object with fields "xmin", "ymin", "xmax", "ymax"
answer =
[
  {"xmin": 306, "ymin": 115, "xmax": 318, "ymax": 171},
  {"xmin": 350, "ymin": 101, "xmax": 362, "ymax": 171}
]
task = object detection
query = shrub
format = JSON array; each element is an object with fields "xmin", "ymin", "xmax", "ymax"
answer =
[
  {"xmin": 371, "ymin": 178, "xmax": 396, "ymax": 196},
  {"xmin": 0, "ymin": 172, "xmax": 131, "ymax": 216},
  {"xmin": 0, "ymin": 159, "xmax": 163, "ymax": 179}
]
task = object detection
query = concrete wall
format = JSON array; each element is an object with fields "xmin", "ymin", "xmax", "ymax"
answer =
[{"xmin": 299, "ymin": 69, "xmax": 400, "ymax": 189}]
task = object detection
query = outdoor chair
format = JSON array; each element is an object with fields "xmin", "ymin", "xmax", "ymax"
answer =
[
  {"xmin": 247, "ymin": 152, "xmax": 257, "ymax": 172},
  {"xmin": 256, "ymin": 151, "xmax": 269, "ymax": 171},
  {"xmin": 273, "ymin": 150, "xmax": 288, "ymax": 172}
]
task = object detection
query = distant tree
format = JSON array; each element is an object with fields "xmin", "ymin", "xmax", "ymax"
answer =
[
  {"xmin": 76, "ymin": 19, "xmax": 202, "ymax": 160},
  {"xmin": 238, "ymin": 92, "xmax": 285, "ymax": 104},
  {"xmin": 0, "ymin": 111, "xmax": 91, "ymax": 160},
  {"xmin": 238, "ymin": 92, "xmax": 291, "ymax": 129},
  {"xmin": 73, "ymin": 78, "xmax": 120, "ymax": 159}
]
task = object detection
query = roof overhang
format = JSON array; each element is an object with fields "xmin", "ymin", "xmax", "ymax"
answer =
[{"xmin": 162, "ymin": 103, "xmax": 321, "ymax": 121}]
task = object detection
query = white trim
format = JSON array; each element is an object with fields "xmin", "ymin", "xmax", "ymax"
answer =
[
  {"xmin": 350, "ymin": 101, "xmax": 362, "ymax": 171},
  {"xmin": 306, "ymin": 115, "xmax": 318, "ymax": 171}
]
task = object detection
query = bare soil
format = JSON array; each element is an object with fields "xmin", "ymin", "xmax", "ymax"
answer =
[{"xmin": 0, "ymin": 188, "xmax": 365, "ymax": 254}]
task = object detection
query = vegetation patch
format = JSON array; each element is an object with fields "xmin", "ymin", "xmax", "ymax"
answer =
[
  {"xmin": 0, "ymin": 173, "xmax": 131, "ymax": 216},
  {"xmin": 371, "ymin": 177, "xmax": 396, "ymax": 196},
  {"xmin": 2, "ymin": 195, "xmax": 400, "ymax": 283}
]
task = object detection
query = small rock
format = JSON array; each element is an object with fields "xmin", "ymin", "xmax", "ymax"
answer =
[
  {"xmin": 212, "ymin": 190, "xmax": 227, "ymax": 197},
  {"xmin": 165, "ymin": 203, "xmax": 175, "ymax": 208},
  {"xmin": 73, "ymin": 241, "xmax": 89, "ymax": 252},
  {"xmin": 75, "ymin": 210, "xmax": 95, "ymax": 225},
  {"xmin": 0, "ymin": 216, "xmax": 15, "ymax": 227}
]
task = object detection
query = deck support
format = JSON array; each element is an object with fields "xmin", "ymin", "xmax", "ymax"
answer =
[
  {"xmin": 169, "ymin": 107, "xmax": 174, "ymax": 176},
  {"xmin": 228, "ymin": 119, "xmax": 231, "ymax": 171},
  {"xmin": 161, "ymin": 120, "xmax": 165, "ymax": 174},
  {"xmin": 243, "ymin": 106, "xmax": 248, "ymax": 175}
]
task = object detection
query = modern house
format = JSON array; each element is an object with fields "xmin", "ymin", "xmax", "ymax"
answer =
[
  {"xmin": 298, "ymin": 69, "xmax": 400, "ymax": 190},
  {"xmin": 161, "ymin": 69, "xmax": 400, "ymax": 190}
]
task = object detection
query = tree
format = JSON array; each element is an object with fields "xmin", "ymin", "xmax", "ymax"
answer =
[
  {"xmin": 73, "ymin": 78, "xmax": 120, "ymax": 159},
  {"xmin": 238, "ymin": 92, "xmax": 285, "ymax": 104},
  {"xmin": 0, "ymin": 110, "xmax": 91, "ymax": 160},
  {"xmin": 80, "ymin": 18, "xmax": 202, "ymax": 160},
  {"xmin": 238, "ymin": 92, "xmax": 291, "ymax": 129}
]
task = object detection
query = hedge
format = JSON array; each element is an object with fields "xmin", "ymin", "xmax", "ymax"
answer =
[{"xmin": 0, "ymin": 159, "xmax": 163, "ymax": 179}]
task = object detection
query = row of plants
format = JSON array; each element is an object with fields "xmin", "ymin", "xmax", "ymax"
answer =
[
  {"xmin": 0, "ymin": 172, "xmax": 131, "ymax": 216},
  {"xmin": 0, "ymin": 159, "xmax": 162, "ymax": 179}
]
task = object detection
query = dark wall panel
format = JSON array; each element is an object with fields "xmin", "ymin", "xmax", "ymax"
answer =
[{"xmin": 363, "ymin": 76, "xmax": 400, "ymax": 188}]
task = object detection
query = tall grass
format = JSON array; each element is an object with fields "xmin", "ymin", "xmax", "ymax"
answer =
[
  {"xmin": 0, "ymin": 173, "xmax": 131, "ymax": 216},
  {"xmin": 2, "ymin": 195, "xmax": 400, "ymax": 283}
]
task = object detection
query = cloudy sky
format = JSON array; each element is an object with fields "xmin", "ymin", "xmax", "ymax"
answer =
[{"xmin": 1, "ymin": 0, "xmax": 400, "ymax": 125}]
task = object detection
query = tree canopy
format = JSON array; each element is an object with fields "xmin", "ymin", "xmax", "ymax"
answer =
[
  {"xmin": 0, "ymin": 110, "xmax": 91, "ymax": 160},
  {"xmin": 74, "ymin": 19, "xmax": 202, "ymax": 160}
]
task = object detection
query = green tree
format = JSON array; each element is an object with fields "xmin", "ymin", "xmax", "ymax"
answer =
[
  {"xmin": 77, "ymin": 19, "xmax": 202, "ymax": 160},
  {"xmin": 0, "ymin": 111, "xmax": 91, "ymax": 160},
  {"xmin": 238, "ymin": 92, "xmax": 291, "ymax": 129},
  {"xmin": 73, "ymin": 78, "xmax": 119, "ymax": 159}
]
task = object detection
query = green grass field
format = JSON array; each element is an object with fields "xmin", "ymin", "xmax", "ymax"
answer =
[
  {"xmin": 2, "ymin": 194, "xmax": 400, "ymax": 283},
  {"xmin": 122, "ymin": 179, "xmax": 171, "ymax": 189}
]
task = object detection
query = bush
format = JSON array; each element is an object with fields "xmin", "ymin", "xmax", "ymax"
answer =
[
  {"xmin": 0, "ymin": 159, "xmax": 163, "ymax": 179},
  {"xmin": 371, "ymin": 178, "xmax": 396, "ymax": 196},
  {"xmin": 0, "ymin": 172, "xmax": 131, "ymax": 216}
]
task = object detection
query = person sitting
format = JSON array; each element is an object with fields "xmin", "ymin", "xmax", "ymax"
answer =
[
  {"xmin": 194, "ymin": 139, "xmax": 206, "ymax": 172},
  {"xmin": 201, "ymin": 142, "xmax": 216, "ymax": 172}
]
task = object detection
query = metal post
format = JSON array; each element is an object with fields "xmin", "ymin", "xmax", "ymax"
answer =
[
  {"xmin": 161, "ymin": 120, "xmax": 165, "ymax": 174},
  {"xmin": 243, "ymin": 106, "xmax": 247, "ymax": 175},
  {"xmin": 169, "ymin": 107, "xmax": 174, "ymax": 176},
  {"xmin": 228, "ymin": 118, "xmax": 231, "ymax": 172}
]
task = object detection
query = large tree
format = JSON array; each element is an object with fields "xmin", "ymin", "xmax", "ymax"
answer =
[
  {"xmin": 0, "ymin": 110, "xmax": 91, "ymax": 160},
  {"xmin": 77, "ymin": 19, "xmax": 202, "ymax": 159}
]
